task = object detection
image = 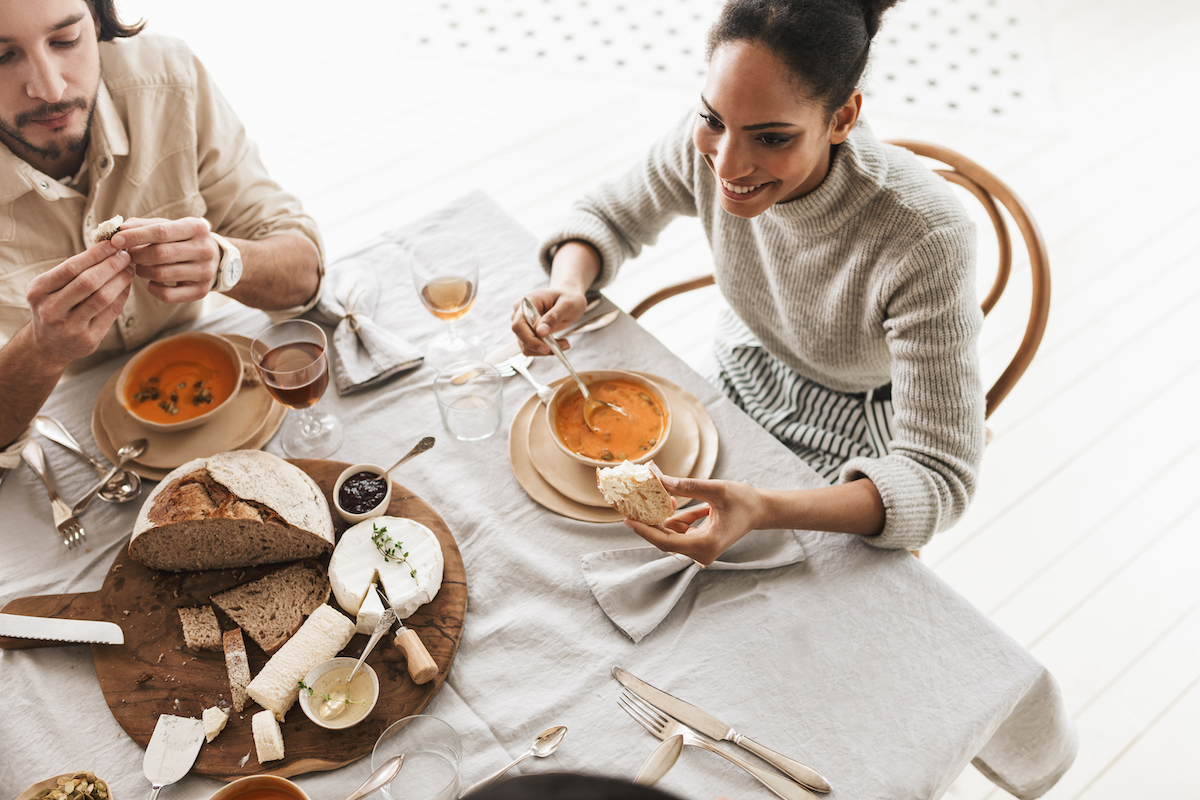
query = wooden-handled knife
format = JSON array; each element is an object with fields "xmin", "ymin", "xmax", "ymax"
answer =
[{"xmin": 376, "ymin": 586, "xmax": 438, "ymax": 684}]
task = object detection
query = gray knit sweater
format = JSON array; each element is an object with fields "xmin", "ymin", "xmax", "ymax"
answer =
[{"xmin": 539, "ymin": 114, "xmax": 985, "ymax": 550}]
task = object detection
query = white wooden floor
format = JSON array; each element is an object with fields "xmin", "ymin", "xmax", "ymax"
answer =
[{"xmin": 121, "ymin": 1, "xmax": 1200, "ymax": 797}]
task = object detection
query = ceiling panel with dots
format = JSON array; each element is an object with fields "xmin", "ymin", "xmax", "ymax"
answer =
[{"xmin": 406, "ymin": 0, "xmax": 1053, "ymax": 127}]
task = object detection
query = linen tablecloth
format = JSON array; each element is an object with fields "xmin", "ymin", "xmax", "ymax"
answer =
[{"xmin": 0, "ymin": 192, "xmax": 1075, "ymax": 800}]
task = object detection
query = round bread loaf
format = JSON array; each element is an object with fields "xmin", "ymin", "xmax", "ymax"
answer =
[{"xmin": 129, "ymin": 450, "xmax": 335, "ymax": 571}]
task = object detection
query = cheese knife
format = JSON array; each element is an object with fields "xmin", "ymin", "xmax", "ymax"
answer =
[
  {"xmin": 613, "ymin": 666, "xmax": 832, "ymax": 794},
  {"xmin": 0, "ymin": 613, "xmax": 124, "ymax": 647},
  {"xmin": 376, "ymin": 586, "xmax": 438, "ymax": 684}
]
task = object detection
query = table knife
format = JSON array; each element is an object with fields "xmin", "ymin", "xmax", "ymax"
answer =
[
  {"xmin": 0, "ymin": 613, "xmax": 124, "ymax": 646},
  {"xmin": 376, "ymin": 586, "xmax": 438, "ymax": 684},
  {"xmin": 613, "ymin": 666, "xmax": 832, "ymax": 794}
]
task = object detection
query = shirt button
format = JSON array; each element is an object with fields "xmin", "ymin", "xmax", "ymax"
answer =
[
  {"xmin": 99, "ymin": 157, "xmax": 109, "ymax": 169},
  {"xmin": 124, "ymin": 317, "xmax": 135, "ymax": 329},
  {"xmin": 86, "ymin": 214, "xmax": 93, "ymax": 226},
  {"xmin": 38, "ymin": 181, "xmax": 48, "ymax": 190}
]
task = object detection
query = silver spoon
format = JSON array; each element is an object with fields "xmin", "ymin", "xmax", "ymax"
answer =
[
  {"xmin": 72, "ymin": 439, "xmax": 147, "ymax": 516},
  {"xmin": 344, "ymin": 755, "xmax": 404, "ymax": 800},
  {"xmin": 464, "ymin": 725, "xmax": 568, "ymax": 793},
  {"xmin": 34, "ymin": 416, "xmax": 141, "ymax": 503},
  {"xmin": 520, "ymin": 298, "xmax": 624, "ymax": 432},
  {"xmin": 385, "ymin": 436, "xmax": 436, "ymax": 474},
  {"xmin": 634, "ymin": 734, "xmax": 683, "ymax": 787},
  {"xmin": 348, "ymin": 607, "xmax": 396, "ymax": 683}
]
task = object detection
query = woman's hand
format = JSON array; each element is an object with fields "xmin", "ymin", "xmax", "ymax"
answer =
[
  {"xmin": 510, "ymin": 286, "xmax": 589, "ymax": 356},
  {"xmin": 623, "ymin": 474, "xmax": 766, "ymax": 565},
  {"xmin": 110, "ymin": 216, "xmax": 220, "ymax": 303}
]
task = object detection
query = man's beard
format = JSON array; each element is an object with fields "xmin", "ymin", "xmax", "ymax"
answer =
[{"xmin": 0, "ymin": 96, "xmax": 95, "ymax": 163}]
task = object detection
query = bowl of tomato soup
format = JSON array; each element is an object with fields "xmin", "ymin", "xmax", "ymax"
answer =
[
  {"xmin": 117, "ymin": 332, "xmax": 242, "ymax": 432},
  {"xmin": 206, "ymin": 775, "xmax": 310, "ymax": 800},
  {"xmin": 547, "ymin": 370, "xmax": 672, "ymax": 468}
]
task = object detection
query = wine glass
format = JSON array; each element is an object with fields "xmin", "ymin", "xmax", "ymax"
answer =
[
  {"xmin": 410, "ymin": 236, "xmax": 483, "ymax": 367},
  {"xmin": 250, "ymin": 319, "xmax": 344, "ymax": 458}
]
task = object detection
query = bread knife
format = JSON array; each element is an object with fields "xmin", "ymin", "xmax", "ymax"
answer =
[
  {"xmin": 376, "ymin": 586, "xmax": 438, "ymax": 684},
  {"xmin": 0, "ymin": 613, "xmax": 124, "ymax": 648},
  {"xmin": 613, "ymin": 666, "xmax": 832, "ymax": 793}
]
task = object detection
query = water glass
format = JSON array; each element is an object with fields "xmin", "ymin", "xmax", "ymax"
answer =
[
  {"xmin": 434, "ymin": 361, "xmax": 503, "ymax": 441},
  {"xmin": 371, "ymin": 715, "xmax": 462, "ymax": 800}
]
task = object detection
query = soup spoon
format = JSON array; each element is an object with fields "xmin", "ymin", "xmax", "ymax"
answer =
[
  {"xmin": 344, "ymin": 755, "xmax": 404, "ymax": 800},
  {"xmin": 33, "ymin": 416, "xmax": 142, "ymax": 503},
  {"xmin": 465, "ymin": 725, "xmax": 568, "ymax": 794},
  {"xmin": 72, "ymin": 439, "xmax": 148, "ymax": 516},
  {"xmin": 521, "ymin": 298, "xmax": 624, "ymax": 432}
]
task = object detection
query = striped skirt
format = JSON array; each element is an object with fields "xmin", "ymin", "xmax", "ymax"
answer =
[{"xmin": 710, "ymin": 331, "xmax": 895, "ymax": 483}]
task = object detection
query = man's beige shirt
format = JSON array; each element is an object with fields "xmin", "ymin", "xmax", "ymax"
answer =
[{"xmin": 0, "ymin": 33, "xmax": 324, "ymax": 464}]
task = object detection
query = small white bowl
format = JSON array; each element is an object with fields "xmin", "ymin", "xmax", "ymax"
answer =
[
  {"xmin": 332, "ymin": 463, "xmax": 392, "ymax": 525},
  {"xmin": 546, "ymin": 370, "xmax": 673, "ymax": 469},
  {"xmin": 117, "ymin": 331, "xmax": 242, "ymax": 432},
  {"xmin": 299, "ymin": 657, "xmax": 380, "ymax": 731}
]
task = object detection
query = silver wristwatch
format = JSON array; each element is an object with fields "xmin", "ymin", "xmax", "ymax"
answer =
[{"xmin": 210, "ymin": 232, "xmax": 243, "ymax": 293}]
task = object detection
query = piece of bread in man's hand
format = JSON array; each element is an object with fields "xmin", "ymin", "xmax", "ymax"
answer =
[
  {"xmin": 596, "ymin": 460, "xmax": 672, "ymax": 525},
  {"xmin": 90, "ymin": 215, "xmax": 123, "ymax": 244}
]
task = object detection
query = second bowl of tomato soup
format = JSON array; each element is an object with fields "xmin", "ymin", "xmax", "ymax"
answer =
[
  {"xmin": 117, "ymin": 332, "xmax": 242, "ymax": 432},
  {"xmin": 547, "ymin": 370, "xmax": 672, "ymax": 468}
]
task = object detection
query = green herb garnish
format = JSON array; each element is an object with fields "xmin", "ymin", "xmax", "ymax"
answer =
[{"xmin": 372, "ymin": 523, "xmax": 417, "ymax": 579}]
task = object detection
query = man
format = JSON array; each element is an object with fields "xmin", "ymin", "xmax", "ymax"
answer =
[{"xmin": 0, "ymin": 0, "xmax": 323, "ymax": 465}]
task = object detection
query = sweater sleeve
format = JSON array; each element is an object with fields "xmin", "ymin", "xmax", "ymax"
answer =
[
  {"xmin": 538, "ymin": 111, "xmax": 699, "ymax": 287},
  {"xmin": 839, "ymin": 222, "xmax": 986, "ymax": 550}
]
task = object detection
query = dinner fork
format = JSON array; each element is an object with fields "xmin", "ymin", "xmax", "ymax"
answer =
[
  {"xmin": 618, "ymin": 691, "xmax": 819, "ymax": 800},
  {"xmin": 500, "ymin": 353, "xmax": 556, "ymax": 405},
  {"xmin": 20, "ymin": 440, "xmax": 85, "ymax": 549}
]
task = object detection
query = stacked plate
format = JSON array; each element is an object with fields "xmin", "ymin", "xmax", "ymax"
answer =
[
  {"xmin": 90, "ymin": 334, "xmax": 286, "ymax": 480},
  {"xmin": 509, "ymin": 372, "xmax": 719, "ymax": 522}
]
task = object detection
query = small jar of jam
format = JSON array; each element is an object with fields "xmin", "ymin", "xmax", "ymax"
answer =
[{"xmin": 333, "ymin": 464, "xmax": 392, "ymax": 523}]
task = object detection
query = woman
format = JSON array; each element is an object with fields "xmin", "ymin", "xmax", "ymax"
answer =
[{"xmin": 512, "ymin": 0, "xmax": 985, "ymax": 561}]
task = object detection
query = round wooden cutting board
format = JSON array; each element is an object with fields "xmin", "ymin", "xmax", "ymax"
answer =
[{"xmin": 0, "ymin": 460, "xmax": 467, "ymax": 781}]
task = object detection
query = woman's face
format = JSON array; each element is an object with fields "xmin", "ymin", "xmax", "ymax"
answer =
[{"xmin": 694, "ymin": 40, "xmax": 857, "ymax": 219}]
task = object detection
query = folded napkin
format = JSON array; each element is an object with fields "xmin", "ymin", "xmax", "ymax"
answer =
[
  {"xmin": 580, "ymin": 530, "xmax": 807, "ymax": 642},
  {"xmin": 307, "ymin": 256, "xmax": 424, "ymax": 395}
]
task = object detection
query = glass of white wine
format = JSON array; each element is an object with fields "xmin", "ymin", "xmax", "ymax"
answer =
[{"xmin": 410, "ymin": 236, "xmax": 483, "ymax": 367}]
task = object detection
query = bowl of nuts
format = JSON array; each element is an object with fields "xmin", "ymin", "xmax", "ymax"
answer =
[{"xmin": 17, "ymin": 771, "xmax": 112, "ymax": 800}]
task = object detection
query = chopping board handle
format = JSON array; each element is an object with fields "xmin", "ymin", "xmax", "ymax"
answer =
[
  {"xmin": 394, "ymin": 627, "xmax": 438, "ymax": 684},
  {"xmin": 0, "ymin": 591, "xmax": 107, "ymax": 650}
]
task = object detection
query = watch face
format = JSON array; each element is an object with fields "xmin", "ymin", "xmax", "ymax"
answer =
[{"xmin": 227, "ymin": 255, "xmax": 243, "ymax": 285}]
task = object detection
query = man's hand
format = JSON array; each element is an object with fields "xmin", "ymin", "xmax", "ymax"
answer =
[
  {"xmin": 623, "ymin": 474, "xmax": 766, "ymax": 565},
  {"xmin": 25, "ymin": 241, "xmax": 134, "ymax": 368},
  {"xmin": 110, "ymin": 216, "xmax": 219, "ymax": 303}
]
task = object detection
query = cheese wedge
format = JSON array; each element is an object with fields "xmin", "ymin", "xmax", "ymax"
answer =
[
  {"xmin": 245, "ymin": 604, "xmax": 356, "ymax": 721},
  {"xmin": 203, "ymin": 706, "xmax": 229, "ymax": 742},
  {"xmin": 355, "ymin": 580, "xmax": 386, "ymax": 634},
  {"xmin": 328, "ymin": 516, "xmax": 443, "ymax": 620},
  {"xmin": 252, "ymin": 709, "xmax": 284, "ymax": 762}
]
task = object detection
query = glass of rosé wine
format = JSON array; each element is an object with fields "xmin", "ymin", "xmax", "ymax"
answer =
[
  {"xmin": 410, "ymin": 236, "xmax": 483, "ymax": 367},
  {"xmin": 250, "ymin": 319, "xmax": 343, "ymax": 458}
]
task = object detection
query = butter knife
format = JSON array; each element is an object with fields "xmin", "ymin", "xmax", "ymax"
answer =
[{"xmin": 613, "ymin": 666, "xmax": 832, "ymax": 794}]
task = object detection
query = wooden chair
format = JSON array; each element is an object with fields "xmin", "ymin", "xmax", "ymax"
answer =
[{"xmin": 630, "ymin": 140, "xmax": 1052, "ymax": 420}]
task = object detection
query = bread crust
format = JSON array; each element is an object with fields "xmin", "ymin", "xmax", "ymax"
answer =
[{"xmin": 595, "ymin": 460, "xmax": 673, "ymax": 525}]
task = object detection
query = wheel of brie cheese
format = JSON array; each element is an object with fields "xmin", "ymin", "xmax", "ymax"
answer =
[{"xmin": 329, "ymin": 516, "xmax": 444, "ymax": 625}]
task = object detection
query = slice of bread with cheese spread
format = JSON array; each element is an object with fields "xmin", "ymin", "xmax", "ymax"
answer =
[
  {"xmin": 129, "ymin": 451, "xmax": 334, "ymax": 572},
  {"xmin": 596, "ymin": 460, "xmax": 673, "ymax": 525},
  {"xmin": 328, "ymin": 516, "xmax": 444, "ymax": 621},
  {"xmin": 246, "ymin": 604, "xmax": 356, "ymax": 721}
]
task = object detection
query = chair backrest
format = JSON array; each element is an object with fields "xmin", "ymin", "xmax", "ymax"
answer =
[
  {"xmin": 885, "ymin": 140, "xmax": 1051, "ymax": 419},
  {"xmin": 631, "ymin": 141, "xmax": 1051, "ymax": 419}
]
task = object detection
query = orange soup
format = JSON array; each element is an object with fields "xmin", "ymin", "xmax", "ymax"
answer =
[
  {"xmin": 122, "ymin": 336, "xmax": 238, "ymax": 424},
  {"xmin": 555, "ymin": 378, "xmax": 667, "ymax": 461}
]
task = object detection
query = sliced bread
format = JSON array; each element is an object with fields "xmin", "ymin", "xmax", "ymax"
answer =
[
  {"xmin": 223, "ymin": 628, "xmax": 251, "ymax": 713},
  {"xmin": 178, "ymin": 605, "xmax": 222, "ymax": 651},
  {"xmin": 129, "ymin": 450, "xmax": 334, "ymax": 572},
  {"xmin": 210, "ymin": 561, "xmax": 330, "ymax": 653},
  {"xmin": 596, "ymin": 460, "xmax": 673, "ymax": 525},
  {"xmin": 252, "ymin": 709, "xmax": 284, "ymax": 763},
  {"xmin": 246, "ymin": 604, "xmax": 357, "ymax": 721}
]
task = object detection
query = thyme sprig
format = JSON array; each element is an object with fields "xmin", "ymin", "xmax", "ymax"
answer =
[
  {"xmin": 372, "ymin": 523, "xmax": 417, "ymax": 579},
  {"xmin": 297, "ymin": 679, "xmax": 370, "ymax": 707}
]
